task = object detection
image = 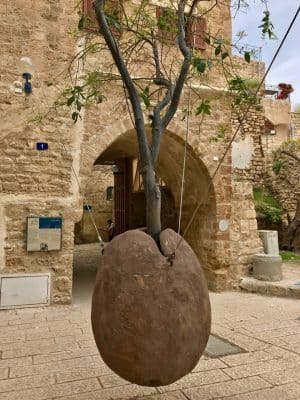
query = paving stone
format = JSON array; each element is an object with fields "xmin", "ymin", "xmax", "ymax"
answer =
[
  {"xmin": 0, "ymin": 357, "xmax": 33, "ymax": 369},
  {"xmin": 54, "ymin": 334, "xmax": 91, "ymax": 345},
  {"xmin": 225, "ymin": 357, "xmax": 300, "ymax": 379},
  {"xmin": 77, "ymin": 339, "xmax": 97, "ymax": 349},
  {"xmin": 0, "ymin": 333, "xmax": 26, "ymax": 347},
  {"xmin": 184, "ymin": 376, "xmax": 271, "ymax": 399},
  {"xmin": 0, "ymin": 378, "xmax": 100, "ymax": 400},
  {"xmin": 217, "ymin": 382, "xmax": 300, "ymax": 400},
  {"xmin": 192, "ymin": 358, "xmax": 228, "ymax": 372},
  {"xmin": 157, "ymin": 369, "xmax": 230, "ymax": 393},
  {"xmin": 99, "ymin": 373, "xmax": 130, "ymax": 388},
  {"xmin": 0, "ymin": 370, "xmax": 8, "ymax": 381},
  {"xmin": 33, "ymin": 347, "xmax": 98, "ymax": 364},
  {"xmin": 50, "ymin": 384, "xmax": 157, "ymax": 400},
  {"xmin": 250, "ymin": 326, "xmax": 300, "ymax": 341},
  {"xmin": 261, "ymin": 366, "xmax": 300, "ymax": 385},
  {"xmin": 239, "ymin": 319, "xmax": 300, "ymax": 333},
  {"xmin": 1, "ymin": 338, "xmax": 55, "ymax": 352},
  {"xmin": 0, "ymin": 373, "xmax": 55, "ymax": 393},
  {"xmin": 281, "ymin": 333, "xmax": 300, "ymax": 344},
  {"xmin": 8, "ymin": 316, "xmax": 46, "ymax": 326},
  {"xmin": 56, "ymin": 365, "xmax": 113, "ymax": 383},
  {"xmin": 25, "ymin": 328, "xmax": 83, "ymax": 341},
  {"xmin": 136, "ymin": 393, "xmax": 186, "ymax": 400},
  {"xmin": 9, "ymin": 356, "xmax": 97, "ymax": 378},
  {"xmin": 1, "ymin": 292, "xmax": 300, "ymax": 400},
  {"xmin": 220, "ymin": 350, "xmax": 278, "ymax": 367},
  {"xmin": 2, "ymin": 340, "xmax": 79, "ymax": 359}
]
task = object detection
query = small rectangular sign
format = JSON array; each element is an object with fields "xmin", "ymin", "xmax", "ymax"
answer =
[{"xmin": 27, "ymin": 217, "xmax": 62, "ymax": 252}]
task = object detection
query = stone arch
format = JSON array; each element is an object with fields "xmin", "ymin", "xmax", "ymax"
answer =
[{"xmin": 80, "ymin": 119, "xmax": 231, "ymax": 289}]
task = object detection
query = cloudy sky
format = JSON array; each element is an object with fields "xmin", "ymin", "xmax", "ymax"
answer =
[{"xmin": 232, "ymin": 1, "xmax": 300, "ymax": 109}]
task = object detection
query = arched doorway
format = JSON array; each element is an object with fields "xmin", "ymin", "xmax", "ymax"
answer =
[{"xmin": 93, "ymin": 126, "xmax": 218, "ymax": 282}]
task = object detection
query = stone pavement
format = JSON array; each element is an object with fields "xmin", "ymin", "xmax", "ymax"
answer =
[{"xmin": 0, "ymin": 290, "xmax": 300, "ymax": 400}]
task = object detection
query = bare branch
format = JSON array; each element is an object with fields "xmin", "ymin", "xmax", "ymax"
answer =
[
  {"xmin": 93, "ymin": 0, "xmax": 153, "ymax": 169},
  {"xmin": 162, "ymin": 0, "xmax": 192, "ymax": 128}
]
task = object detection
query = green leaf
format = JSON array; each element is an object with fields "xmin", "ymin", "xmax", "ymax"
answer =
[
  {"xmin": 195, "ymin": 99, "xmax": 211, "ymax": 116},
  {"xmin": 66, "ymin": 96, "xmax": 75, "ymax": 107},
  {"xmin": 197, "ymin": 60, "xmax": 206, "ymax": 73},
  {"xmin": 140, "ymin": 86, "xmax": 151, "ymax": 108},
  {"xmin": 244, "ymin": 52, "xmax": 251, "ymax": 63},
  {"xmin": 72, "ymin": 112, "xmax": 79, "ymax": 123},
  {"xmin": 215, "ymin": 46, "xmax": 221, "ymax": 56},
  {"xmin": 78, "ymin": 15, "xmax": 85, "ymax": 31},
  {"xmin": 221, "ymin": 51, "xmax": 229, "ymax": 60}
]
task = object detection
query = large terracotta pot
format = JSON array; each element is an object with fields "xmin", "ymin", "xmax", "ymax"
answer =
[{"xmin": 91, "ymin": 229, "xmax": 211, "ymax": 386}]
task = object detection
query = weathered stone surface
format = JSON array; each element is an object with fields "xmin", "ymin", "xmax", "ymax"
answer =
[
  {"xmin": 91, "ymin": 229, "xmax": 211, "ymax": 386},
  {"xmin": 252, "ymin": 254, "xmax": 282, "ymax": 282}
]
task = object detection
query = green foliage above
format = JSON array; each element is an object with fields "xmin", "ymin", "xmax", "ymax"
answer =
[
  {"xmin": 258, "ymin": 11, "xmax": 277, "ymax": 40},
  {"xmin": 253, "ymin": 188, "xmax": 281, "ymax": 223},
  {"xmin": 228, "ymin": 76, "xmax": 259, "ymax": 106},
  {"xmin": 62, "ymin": 71, "xmax": 107, "ymax": 122}
]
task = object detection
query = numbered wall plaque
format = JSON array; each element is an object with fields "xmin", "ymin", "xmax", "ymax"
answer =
[{"xmin": 27, "ymin": 217, "xmax": 62, "ymax": 252}]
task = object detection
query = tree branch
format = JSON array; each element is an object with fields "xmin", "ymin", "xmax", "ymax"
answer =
[
  {"xmin": 281, "ymin": 150, "xmax": 300, "ymax": 163},
  {"xmin": 162, "ymin": 0, "xmax": 192, "ymax": 128},
  {"xmin": 93, "ymin": 0, "xmax": 152, "ymax": 169}
]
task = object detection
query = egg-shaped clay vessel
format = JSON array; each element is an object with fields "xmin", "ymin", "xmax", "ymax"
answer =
[{"xmin": 91, "ymin": 228, "xmax": 211, "ymax": 386}]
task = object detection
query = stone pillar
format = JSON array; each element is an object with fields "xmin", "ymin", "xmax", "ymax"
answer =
[
  {"xmin": 253, "ymin": 230, "xmax": 282, "ymax": 281},
  {"xmin": 258, "ymin": 230, "xmax": 279, "ymax": 255}
]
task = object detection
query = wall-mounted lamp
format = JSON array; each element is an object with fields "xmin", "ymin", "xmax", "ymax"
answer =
[
  {"xmin": 17, "ymin": 57, "xmax": 35, "ymax": 95},
  {"xmin": 112, "ymin": 165, "xmax": 122, "ymax": 174}
]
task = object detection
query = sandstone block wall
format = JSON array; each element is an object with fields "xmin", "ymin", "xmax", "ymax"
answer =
[{"xmin": 0, "ymin": 0, "xmax": 270, "ymax": 304}]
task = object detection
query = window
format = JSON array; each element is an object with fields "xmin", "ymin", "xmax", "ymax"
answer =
[
  {"xmin": 156, "ymin": 6, "xmax": 207, "ymax": 51},
  {"xmin": 156, "ymin": 6, "xmax": 178, "ymax": 45},
  {"xmin": 82, "ymin": 0, "xmax": 123, "ymax": 37},
  {"xmin": 186, "ymin": 16, "xmax": 207, "ymax": 50}
]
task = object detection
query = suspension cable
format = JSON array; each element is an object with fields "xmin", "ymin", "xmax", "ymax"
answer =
[{"xmin": 172, "ymin": 5, "xmax": 300, "ymax": 254}]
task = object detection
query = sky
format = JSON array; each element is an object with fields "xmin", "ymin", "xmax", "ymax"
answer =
[{"xmin": 232, "ymin": 0, "xmax": 300, "ymax": 109}]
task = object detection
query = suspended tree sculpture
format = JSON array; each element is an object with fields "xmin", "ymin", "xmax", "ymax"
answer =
[{"xmin": 64, "ymin": 0, "xmax": 276, "ymax": 386}]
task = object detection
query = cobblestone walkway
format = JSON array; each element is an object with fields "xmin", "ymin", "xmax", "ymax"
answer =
[{"xmin": 0, "ymin": 245, "xmax": 299, "ymax": 399}]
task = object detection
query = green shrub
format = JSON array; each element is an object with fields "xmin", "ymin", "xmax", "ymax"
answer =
[
  {"xmin": 253, "ymin": 188, "xmax": 281, "ymax": 223},
  {"xmin": 280, "ymin": 251, "xmax": 300, "ymax": 262},
  {"xmin": 272, "ymin": 159, "xmax": 283, "ymax": 175}
]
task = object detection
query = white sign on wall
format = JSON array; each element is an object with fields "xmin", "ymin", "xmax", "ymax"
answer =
[{"xmin": 27, "ymin": 217, "xmax": 62, "ymax": 252}]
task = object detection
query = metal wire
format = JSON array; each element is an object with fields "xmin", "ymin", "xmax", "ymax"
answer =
[{"xmin": 172, "ymin": 6, "xmax": 300, "ymax": 254}]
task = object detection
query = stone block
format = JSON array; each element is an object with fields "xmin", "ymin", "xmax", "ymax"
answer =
[
  {"xmin": 252, "ymin": 254, "xmax": 282, "ymax": 282},
  {"xmin": 258, "ymin": 230, "xmax": 279, "ymax": 255}
]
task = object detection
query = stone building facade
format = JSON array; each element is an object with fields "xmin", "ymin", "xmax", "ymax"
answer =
[{"xmin": 0, "ymin": 0, "xmax": 270, "ymax": 307}]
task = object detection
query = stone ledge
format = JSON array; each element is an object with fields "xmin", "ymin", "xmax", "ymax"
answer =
[{"xmin": 239, "ymin": 276, "xmax": 300, "ymax": 299}]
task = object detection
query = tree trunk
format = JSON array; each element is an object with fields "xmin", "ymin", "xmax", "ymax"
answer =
[
  {"xmin": 142, "ymin": 166, "xmax": 161, "ymax": 244},
  {"xmin": 282, "ymin": 198, "xmax": 300, "ymax": 251}
]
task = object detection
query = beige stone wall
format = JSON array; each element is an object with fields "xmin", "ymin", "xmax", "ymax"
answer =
[
  {"xmin": 266, "ymin": 153, "xmax": 300, "ymax": 218},
  {"xmin": 0, "ymin": 0, "xmax": 269, "ymax": 304},
  {"xmin": 0, "ymin": 0, "xmax": 81, "ymax": 304},
  {"xmin": 230, "ymin": 181, "xmax": 263, "ymax": 281},
  {"xmin": 232, "ymin": 106, "xmax": 266, "ymax": 185}
]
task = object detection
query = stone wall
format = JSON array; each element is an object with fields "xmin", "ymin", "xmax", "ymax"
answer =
[
  {"xmin": 266, "ymin": 152, "xmax": 300, "ymax": 218},
  {"xmin": 232, "ymin": 106, "xmax": 266, "ymax": 185},
  {"xmin": 0, "ymin": 0, "xmax": 271, "ymax": 305},
  {"xmin": 0, "ymin": 0, "xmax": 81, "ymax": 304}
]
